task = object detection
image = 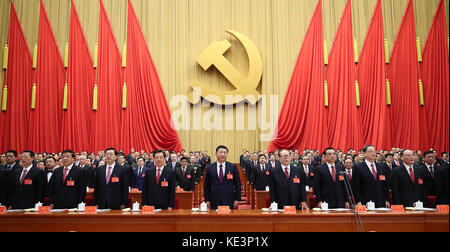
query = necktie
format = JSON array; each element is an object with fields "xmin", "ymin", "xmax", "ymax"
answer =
[
  {"xmin": 348, "ymin": 170, "xmax": 352, "ymax": 181},
  {"xmin": 305, "ymin": 166, "xmax": 308, "ymax": 177},
  {"xmin": 262, "ymin": 165, "xmax": 265, "ymax": 173},
  {"xmin": 284, "ymin": 167, "xmax": 289, "ymax": 179},
  {"xmin": 7, "ymin": 165, "xmax": 13, "ymax": 172},
  {"xmin": 429, "ymin": 166, "xmax": 434, "ymax": 178},
  {"xmin": 106, "ymin": 166, "xmax": 112, "ymax": 184},
  {"xmin": 331, "ymin": 165, "xmax": 336, "ymax": 182},
  {"xmin": 219, "ymin": 164, "xmax": 224, "ymax": 183},
  {"xmin": 156, "ymin": 168, "xmax": 161, "ymax": 184},
  {"xmin": 63, "ymin": 167, "xmax": 69, "ymax": 182},
  {"xmin": 409, "ymin": 167, "xmax": 415, "ymax": 182},
  {"xmin": 183, "ymin": 167, "xmax": 186, "ymax": 177},
  {"xmin": 20, "ymin": 168, "xmax": 28, "ymax": 184},
  {"xmin": 371, "ymin": 163, "xmax": 377, "ymax": 181}
]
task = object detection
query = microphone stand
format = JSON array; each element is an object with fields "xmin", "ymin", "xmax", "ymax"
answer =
[{"xmin": 340, "ymin": 170, "xmax": 364, "ymax": 232}]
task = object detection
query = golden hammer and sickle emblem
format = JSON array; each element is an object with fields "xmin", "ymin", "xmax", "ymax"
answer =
[{"xmin": 188, "ymin": 30, "xmax": 263, "ymax": 105}]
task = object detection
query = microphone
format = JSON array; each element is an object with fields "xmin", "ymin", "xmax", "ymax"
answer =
[{"xmin": 340, "ymin": 168, "xmax": 364, "ymax": 232}]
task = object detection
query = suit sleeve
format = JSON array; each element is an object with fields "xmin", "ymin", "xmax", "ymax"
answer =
[
  {"xmin": 313, "ymin": 168, "xmax": 321, "ymax": 203},
  {"xmin": 169, "ymin": 171, "xmax": 176, "ymax": 208},
  {"xmin": 203, "ymin": 165, "xmax": 211, "ymax": 202},
  {"xmin": 48, "ymin": 172, "xmax": 55, "ymax": 205},
  {"xmin": 36, "ymin": 169, "xmax": 45, "ymax": 204},
  {"xmin": 121, "ymin": 168, "xmax": 130, "ymax": 206},
  {"xmin": 78, "ymin": 169, "xmax": 87, "ymax": 204},
  {"xmin": 353, "ymin": 164, "xmax": 361, "ymax": 204},
  {"xmin": 300, "ymin": 170, "xmax": 307, "ymax": 202},
  {"xmin": 269, "ymin": 171, "xmax": 277, "ymax": 203},
  {"xmin": 233, "ymin": 164, "xmax": 241, "ymax": 202},
  {"xmin": 390, "ymin": 168, "xmax": 400, "ymax": 205},
  {"xmin": 142, "ymin": 170, "xmax": 148, "ymax": 206}
]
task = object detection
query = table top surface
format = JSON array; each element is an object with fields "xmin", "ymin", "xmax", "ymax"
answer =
[{"xmin": 1, "ymin": 209, "xmax": 448, "ymax": 218}]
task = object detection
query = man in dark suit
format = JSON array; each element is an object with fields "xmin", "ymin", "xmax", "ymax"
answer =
[
  {"xmin": 93, "ymin": 148, "xmax": 130, "ymax": 210},
  {"xmin": 435, "ymin": 161, "xmax": 449, "ymax": 205},
  {"xmin": 48, "ymin": 150, "xmax": 86, "ymax": 209},
  {"xmin": 420, "ymin": 150, "xmax": 438, "ymax": 197},
  {"xmin": 267, "ymin": 153, "xmax": 281, "ymax": 170},
  {"xmin": 0, "ymin": 150, "xmax": 20, "ymax": 207},
  {"xmin": 43, "ymin": 156, "xmax": 58, "ymax": 198},
  {"xmin": 300, "ymin": 156, "xmax": 314, "ymax": 188},
  {"xmin": 269, "ymin": 150, "xmax": 308, "ymax": 210},
  {"xmin": 8, "ymin": 150, "xmax": 45, "ymax": 210},
  {"xmin": 142, "ymin": 150, "xmax": 176, "ymax": 210},
  {"xmin": 391, "ymin": 149, "xmax": 428, "ymax": 207},
  {"xmin": 313, "ymin": 147, "xmax": 350, "ymax": 209},
  {"xmin": 169, "ymin": 153, "xmax": 181, "ymax": 172},
  {"xmin": 251, "ymin": 154, "xmax": 272, "ymax": 191},
  {"xmin": 353, "ymin": 145, "xmax": 390, "ymax": 208},
  {"xmin": 175, "ymin": 157, "xmax": 195, "ymax": 191},
  {"xmin": 204, "ymin": 145, "xmax": 241, "ymax": 210},
  {"xmin": 131, "ymin": 157, "xmax": 147, "ymax": 191}
]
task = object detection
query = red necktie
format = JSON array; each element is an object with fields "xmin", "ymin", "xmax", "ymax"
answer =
[
  {"xmin": 183, "ymin": 167, "xmax": 186, "ymax": 177},
  {"xmin": 409, "ymin": 167, "xmax": 415, "ymax": 182},
  {"xmin": 348, "ymin": 170, "xmax": 352, "ymax": 181},
  {"xmin": 331, "ymin": 165, "xmax": 336, "ymax": 182},
  {"xmin": 157, "ymin": 168, "xmax": 161, "ymax": 184},
  {"xmin": 371, "ymin": 163, "xmax": 377, "ymax": 181},
  {"xmin": 20, "ymin": 168, "xmax": 28, "ymax": 184},
  {"xmin": 284, "ymin": 167, "xmax": 289, "ymax": 179},
  {"xmin": 106, "ymin": 166, "xmax": 112, "ymax": 184},
  {"xmin": 305, "ymin": 166, "xmax": 309, "ymax": 177},
  {"xmin": 63, "ymin": 167, "xmax": 69, "ymax": 182},
  {"xmin": 219, "ymin": 164, "xmax": 224, "ymax": 183}
]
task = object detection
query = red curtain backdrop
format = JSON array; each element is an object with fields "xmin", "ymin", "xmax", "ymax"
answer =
[
  {"xmin": 89, "ymin": 0, "xmax": 124, "ymax": 152},
  {"xmin": 0, "ymin": 2, "xmax": 34, "ymax": 153},
  {"xmin": 326, "ymin": 0, "xmax": 364, "ymax": 152},
  {"xmin": 420, "ymin": 0, "xmax": 449, "ymax": 153},
  {"xmin": 27, "ymin": 0, "xmax": 66, "ymax": 153},
  {"xmin": 357, "ymin": 0, "xmax": 393, "ymax": 150},
  {"xmin": 61, "ymin": 0, "xmax": 95, "ymax": 152},
  {"xmin": 121, "ymin": 0, "xmax": 182, "ymax": 152},
  {"xmin": 268, "ymin": 0, "xmax": 328, "ymax": 153},
  {"xmin": 387, "ymin": 0, "xmax": 430, "ymax": 151}
]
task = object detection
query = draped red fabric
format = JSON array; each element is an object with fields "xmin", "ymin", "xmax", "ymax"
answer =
[
  {"xmin": 420, "ymin": 0, "xmax": 449, "ymax": 153},
  {"xmin": 89, "ymin": 0, "xmax": 124, "ymax": 152},
  {"xmin": 387, "ymin": 0, "xmax": 430, "ymax": 151},
  {"xmin": 357, "ymin": 0, "xmax": 393, "ymax": 150},
  {"xmin": 121, "ymin": 0, "xmax": 182, "ymax": 152},
  {"xmin": 0, "ymin": 2, "xmax": 34, "ymax": 153},
  {"xmin": 326, "ymin": 0, "xmax": 364, "ymax": 152},
  {"xmin": 27, "ymin": 0, "xmax": 66, "ymax": 153},
  {"xmin": 61, "ymin": 0, "xmax": 95, "ymax": 152},
  {"xmin": 268, "ymin": 0, "xmax": 328, "ymax": 153}
]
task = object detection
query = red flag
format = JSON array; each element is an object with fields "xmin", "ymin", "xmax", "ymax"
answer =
[
  {"xmin": 27, "ymin": 0, "xmax": 66, "ymax": 153},
  {"xmin": 420, "ymin": 0, "xmax": 449, "ymax": 153},
  {"xmin": 0, "ymin": 2, "xmax": 34, "ymax": 153},
  {"xmin": 90, "ymin": 0, "xmax": 124, "ymax": 152},
  {"xmin": 268, "ymin": 0, "xmax": 328, "ymax": 153},
  {"xmin": 61, "ymin": 0, "xmax": 95, "ymax": 152},
  {"xmin": 357, "ymin": 0, "xmax": 393, "ymax": 150},
  {"xmin": 121, "ymin": 0, "xmax": 182, "ymax": 152},
  {"xmin": 387, "ymin": 0, "xmax": 430, "ymax": 151},
  {"xmin": 326, "ymin": 0, "xmax": 364, "ymax": 151}
]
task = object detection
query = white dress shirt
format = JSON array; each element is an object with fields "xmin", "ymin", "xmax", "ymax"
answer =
[{"xmin": 365, "ymin": 160, "xmax": 376, "ymax": 176}]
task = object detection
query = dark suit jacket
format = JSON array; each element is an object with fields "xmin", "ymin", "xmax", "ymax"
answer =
[
  {"xmin": 299, "ymin": 164, "xmax": 315, "ymax": 188},
  {"xmin": 204, "ymin": 162, "xmax": 241, "ymax": 209},
  {"xmin": 269, "ymin": 164, "xmax": 306, "ymax": 209},
  {"xmin": 390, "ymin": 164, "xmax": 428, "ymax": 207},
  {"xmin": 313, "ymin": 163, "xmax": 348, "ymax": 208},
  {"xmin": 0, "ymin": 163, "xmax": 19, "ymax": 206},
  {"xmin": 8, "ymin": 166, "xmax": 45, "ymax": 209},
  {"xmin": 250, "ymin": 163, "xmax": 272, "ymax": 190},
  {"xmin": 419, "ymin": 164, "xmax": 437, "ymax": 196},
  {"xmin": 131, "ymin": 166, "xmax": 148, "ymax": 191},
  {"xmin": 93, "ymin": 164, "xmax": 129, "ymax": 209},
  {"xmin": 435, "ymin": 163, "xmax": 449, "ymax": 204},
  {"xmin": 49, "ymin": 165, "xmax": 86, "ymax": 209},
  {"xmin": 142, "ymin": 166, "xmax": 176, "ymax": 209},
  {"xmin": 175, "ymin": 166, "xmax": 195, "ymax": 191},
  {"xmin": 353, "ymin": 162, "xmax": 390, "ymax": 208}
]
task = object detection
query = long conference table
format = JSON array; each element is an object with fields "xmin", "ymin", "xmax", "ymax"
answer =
[{"xmin": 1, "ymin": 209, "xmax": 448, "ymax": 232}]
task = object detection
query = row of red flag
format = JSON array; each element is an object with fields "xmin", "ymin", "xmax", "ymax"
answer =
[
  {"xmin": 269, "ymin": 0, "xmax": 449, "ymax": 154},
  {"xmin": 0, "ymin": 0, "xmax": 183, "ymax": 154}
]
